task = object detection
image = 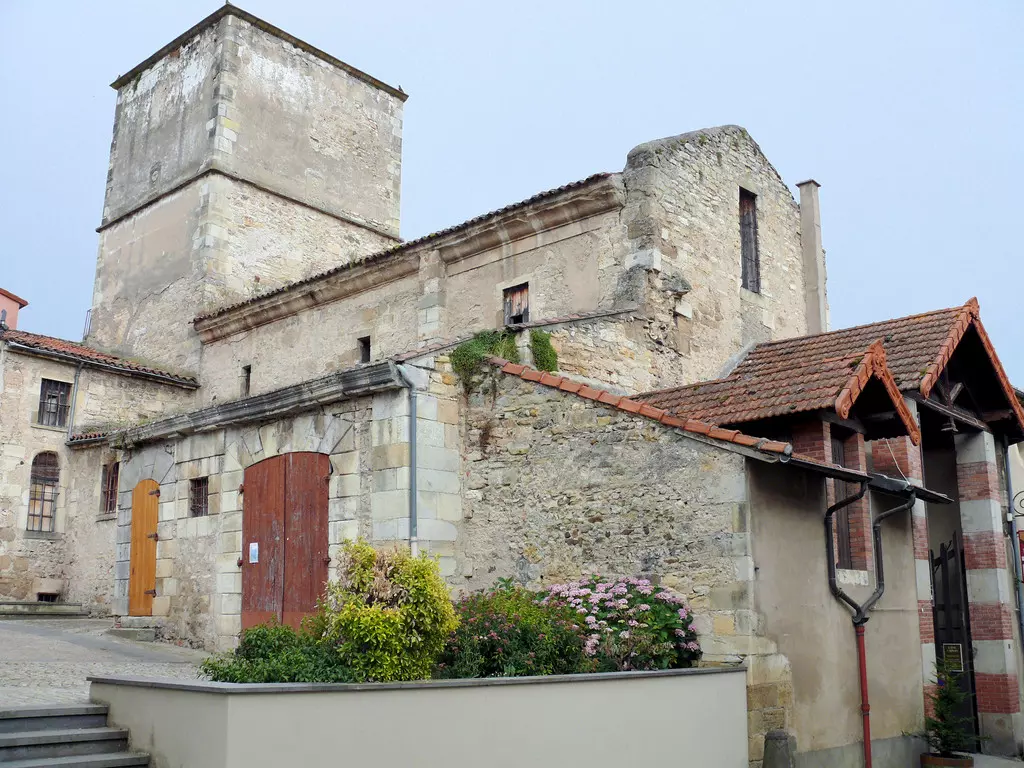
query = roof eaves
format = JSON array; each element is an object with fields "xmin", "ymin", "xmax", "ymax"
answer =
[{"xmin": 919, "ymin": 298, "xmax": 978, "ymax": 399}]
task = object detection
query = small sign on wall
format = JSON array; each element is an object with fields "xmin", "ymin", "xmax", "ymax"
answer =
[
  {"xmin": 943, "ymin": 643, "xmax": 964, "ymax": 673},
  {"xmin": 248, "ymin": 542, "xmax": 259, "ymax": 564}
]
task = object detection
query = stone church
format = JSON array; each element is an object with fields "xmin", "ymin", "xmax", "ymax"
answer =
[{"xmin": 2, "ymin": 6, "xmax": 1023, "ymax": 765}]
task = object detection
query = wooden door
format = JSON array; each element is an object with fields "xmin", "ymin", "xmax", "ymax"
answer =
[
  {"xmin": 241, "ymin": 455, "xmax": 286, "ymax": 630},
  {"xmin": 282, "ymin": 453, "xmax": 330, "ymax": 628},
  {"xmin": 242, "ymin": 453, "xmax": 329, "ymax": 631},
  {"xmin": 128, "ymin": 479, "xmax": 159, "ymax": 616}
]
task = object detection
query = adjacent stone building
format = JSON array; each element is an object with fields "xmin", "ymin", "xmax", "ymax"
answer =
[{"xmin": 2, "ymin": 6, "xmax": 1023, "ymax": 767}]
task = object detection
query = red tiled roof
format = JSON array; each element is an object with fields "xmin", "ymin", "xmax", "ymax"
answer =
[
  {"xmin": 640, "ymin": 339, "xmax": 921, "ymax": 444},
  {"xmin": 639, "ymin": 298, "xmax": 1023, "ymax": 437},
  {"xmin": 1, "ymin": 329, "xmax": 198, "ymax": 387},
  {"xmin": 194, "ymin": 174, "xmax": 613, "ymax": 323},
  {"xmin": 484, "ymin": 357, "xmax": 792, "ymax": 457}
]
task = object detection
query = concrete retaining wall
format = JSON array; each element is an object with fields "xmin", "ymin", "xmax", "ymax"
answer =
[{"xmin": 89, "ymin": 668, "xmax": 747, "ymax": 768}]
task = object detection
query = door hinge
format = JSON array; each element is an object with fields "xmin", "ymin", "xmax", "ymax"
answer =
[
  {"xmin": 148, "ymin": 488, "xmax": 161, "ymax": 497},
  {"xmin": 147, "ymin": 532, "xmax": 159, "ymax": 541},
  {"xmin": 238, "ymin": 483, "xmax": 244, "ymax": 494},
  {"xmin": 144, "ymin": 589, "xmax": 157, "ymax": 596}
]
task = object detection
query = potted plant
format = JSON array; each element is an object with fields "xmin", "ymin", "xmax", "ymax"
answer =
[{"xmin": 922, "ymin": 657, "xmax": 975, "ymax": 766}]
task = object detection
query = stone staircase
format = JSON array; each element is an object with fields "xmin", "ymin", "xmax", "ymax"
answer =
[
  {"xmin": 0, "ymin": 602, "xmax": 90, "ymax": 619},
  {"xmin": 0, "ymin": 704, "xmax": 149, "ymax": 766}
]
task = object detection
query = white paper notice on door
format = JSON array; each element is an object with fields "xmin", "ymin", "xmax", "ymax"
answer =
[{"xmin": 249, "ymin": 542, "xmax": 259, "ymax": 564}]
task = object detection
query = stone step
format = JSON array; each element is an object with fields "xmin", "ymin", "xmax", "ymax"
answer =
[
  {"xmin": 113, "ymin": 617, "xmax": 166, "ymax": 630},
  {"xmin": 0, "ymin": 752, "xmax": 150, "ymax": 767},
  {"xmin": 105, "ymin": 628, "xmax": 156, "ymax": 642},
  {"xmin": 0, "ymin": 601, "xmax": 89, "ymax": 618},
  {"xmin": 0, "ymin": 727, "xmax": 129, "ymax": 761},
  {"xmin": 0, "ymin": 705, "xmax": 109, "ymax": 734}
]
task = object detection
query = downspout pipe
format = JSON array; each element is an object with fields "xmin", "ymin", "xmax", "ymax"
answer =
[
  {"xmin": 395, "ymin": 364, "xmax": 419, "ymax": 557},
  {"xmin": 66, "ymin": 363, "xmax": 84, "ymax": 441},
  {"xmin": 824, "ymin": 480, "xmax": 917, "ymax": 768}
]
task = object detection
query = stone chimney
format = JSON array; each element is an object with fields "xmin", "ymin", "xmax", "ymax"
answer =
[
  {"xmin": 0, "ymin": 288, "xmax": 28, "ymax": 330},
  {"xmin": 797, "ymin": 180, "xmax": 828, "ymax": 335}
]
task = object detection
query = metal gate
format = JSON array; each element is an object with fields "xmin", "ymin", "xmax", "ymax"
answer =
[
  {"xmin": 930, "ymin": 532, "xmax": 980, "ymax": 745},
  {"xmin": 241, "ymin": 452, "xmax": 330, "ymax": 631}
]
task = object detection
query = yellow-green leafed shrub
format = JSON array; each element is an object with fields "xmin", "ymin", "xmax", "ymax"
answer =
[{"xmin": 318, "ymin": 541, "xmax": 458, "ymax": 682}]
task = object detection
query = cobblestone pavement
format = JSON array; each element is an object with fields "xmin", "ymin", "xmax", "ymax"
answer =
[{"xmin": 0, "ymin": 618, "xmax": 208, "ymax": 707}]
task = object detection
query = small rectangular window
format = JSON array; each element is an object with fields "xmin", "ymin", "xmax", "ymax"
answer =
[
  {"xmin": 37, "ymin": 379, "xmax": 72, "ymax": 428},
  {"xmin": 503, "ymin": 283, "xmax": 530, "ymax": 325},
  {"xmin": 358, "ymin": 336, "xmax": 371, "ymax": 364},
  {"xmin": 101, "ymin": 461, "xmax": 119, "ymax": 516},
  {"xmin": 241, "ymin": 365, "xmax": 252, "ymax": 397},
  {"xmin": 740, "ymin": 188, "xmax": 760, "ymax": 293},
  {"xmin": 189, "ymin": 477, "xmax": 209, "ymax": 517}
]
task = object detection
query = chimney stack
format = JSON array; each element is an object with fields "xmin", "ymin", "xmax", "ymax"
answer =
[
  {"xmin": 0, "ymin": 288, "xmax": 28, "ymax": 330},
  {"xmin": 796, "ymin": 180, "xmax": 828, "ymax": 335}
]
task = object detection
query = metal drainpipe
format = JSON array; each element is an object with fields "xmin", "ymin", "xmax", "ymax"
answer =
[
  {"xmin": 65, "ymin": 363, "xmax": 84, "ymax": 441},
  {"xmin": 396, "ymin": 365, "xmax": 418, "ymax": 557},
  {"xmin": 825, "ymin": 480, "xmax": 918, "ymax": 768},
  {"xmin": 1002, "ymin": 439, "xmax": 1024, "ymax": 648}
]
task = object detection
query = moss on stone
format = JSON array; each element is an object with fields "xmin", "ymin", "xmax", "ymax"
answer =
[
  {"xmin": 529, "ymin": 329, "xmax": 558, "ymax": 372},
  {"xmin": 450, "ymin": 330, "xmax": 521, "ymax": 391}
]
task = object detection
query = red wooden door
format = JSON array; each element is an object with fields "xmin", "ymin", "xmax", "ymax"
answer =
[
  {"xmin": 241, "ymin": 453, "xmax": 329, "ymax": 632},
  {"xmin": 282, "ymin": 452, "xmax": 330, "ymax": 628},
  {"xmin": 241, "ymin": 456, "xmax": 286, "ymax": 630}
]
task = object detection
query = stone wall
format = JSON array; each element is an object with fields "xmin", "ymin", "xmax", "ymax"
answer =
[
  {"xmin": 0, "ymin": 351, "xmax": 74, "ymax": 599},
  {"xmin": 196, "ymin": 270, "xmax": 421, "ymax": 406},
  {"xmin": 621, "ymin": 125, "xmax": 808, "ymax": 386},
  {"xmin": 88, "ymin": 10, "xmax": 404, "ymax": 374},
  {"xmin": 0, "ymin": 346, "xmax": 197, "ymax": 605}
]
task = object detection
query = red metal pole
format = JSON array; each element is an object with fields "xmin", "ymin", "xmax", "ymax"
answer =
[{"xmin": 856, "ymin": 623, "xmax": 872, "ymax": 768}]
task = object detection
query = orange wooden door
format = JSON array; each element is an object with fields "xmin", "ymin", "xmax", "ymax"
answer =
[
  {"xmin": 128, "ymin": 479, "xmax": 159, "ymax": 616},
  {"xmin": 242, "ymin": 453, "xmax": 329, "ymax": 631}
]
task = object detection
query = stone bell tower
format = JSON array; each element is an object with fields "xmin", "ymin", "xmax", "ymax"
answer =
[{"xmin": 86, "ymin": 6, "xmax": 406, "ymax": 373}]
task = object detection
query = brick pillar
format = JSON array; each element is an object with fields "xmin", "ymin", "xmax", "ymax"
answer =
[
  {"xmin": 842, "ymin": 432, "xmax": 872, "ymax": 570},
  {"xmin": 956, "ymin": 430, "xmax": 1022, "ymax": 754}
]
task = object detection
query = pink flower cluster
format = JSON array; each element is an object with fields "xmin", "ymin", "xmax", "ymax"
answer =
[{"xmin": 541, "ymin": 575, "xmax": 699, "ymax": 663}]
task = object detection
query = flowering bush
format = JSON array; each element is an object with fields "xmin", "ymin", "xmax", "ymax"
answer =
[
  {"xmin": 541, "ymin": 575, "xmax": 701, "ymax": 671},
  {"xmin": 436, "ymin": 585, "xmax": 594, "ymax": 679}
]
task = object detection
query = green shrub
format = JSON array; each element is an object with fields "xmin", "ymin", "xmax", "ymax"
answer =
[
  {"xmin": 436, "ymin": 585, "xmax": 593, "ymax": 679},
  {"xmin": 450, "ymin": 330, "xmax": 521, "ymax": 390},
  {"xmin": 529, "ymin": 329, "xmax": 558, "ymax": 372},
  {"xmin": 201, "ymin": 621, "xmax": 353, "ymax": 683},
  {"xmin": 541, "ymin": 576, "xmax": 701, "ymax": 671},
  {"xmin": 925, "ymin": 657, "xmax": 976, "ymax": 756},
  {"xmin": 316, "ymin": 540, "xmax": 458, "ymax": 682}
]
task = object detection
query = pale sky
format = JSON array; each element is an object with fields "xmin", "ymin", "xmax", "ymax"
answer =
[{"xmin": 1, "ymin": 1, "xmax": 1020, "ymax": 383}]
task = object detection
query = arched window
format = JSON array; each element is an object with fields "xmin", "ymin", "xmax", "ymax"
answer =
[{"xmin": 28, "ymin": 452, "xmax": 59, "ymax": 532}]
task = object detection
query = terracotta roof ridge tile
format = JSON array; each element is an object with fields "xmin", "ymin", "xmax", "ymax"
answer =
[
  {"xmin": 751, "ymin": 299, "xmax": 974, "ymax": 350},
  {"xmin": 483, "ymin": 359, "xmax": 792, "ymax": 456}
]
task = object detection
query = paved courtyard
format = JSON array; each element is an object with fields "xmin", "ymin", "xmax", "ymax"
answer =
[{"xmin": 0, "ymin": 618, "xmax": 207, "ymax": 706}]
